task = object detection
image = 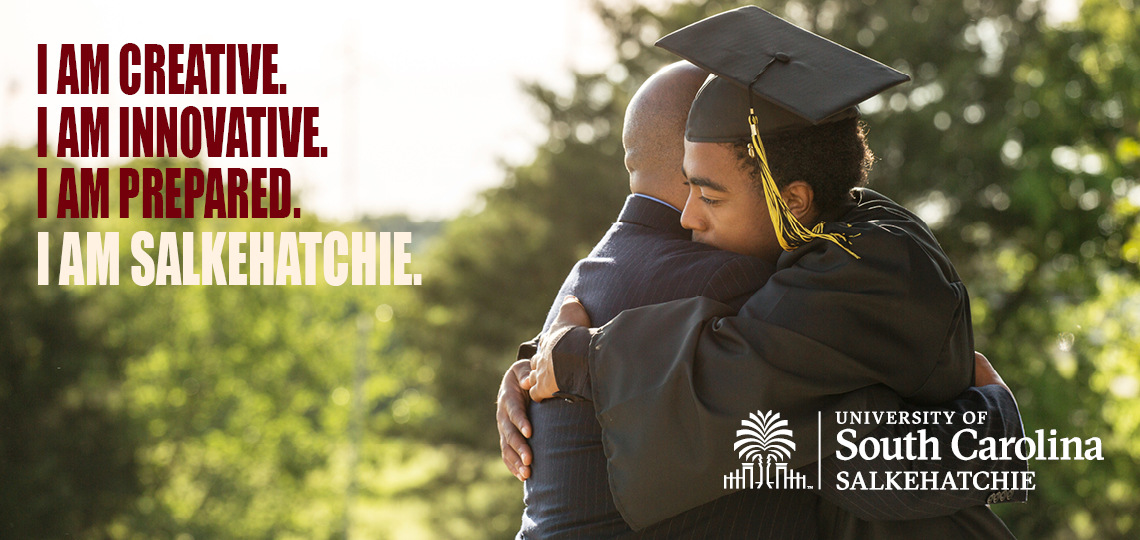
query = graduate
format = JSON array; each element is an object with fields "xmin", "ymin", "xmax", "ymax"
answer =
[{"xmin": 522, "ymin": 6, "xmax": 1022, "ymax": 538}]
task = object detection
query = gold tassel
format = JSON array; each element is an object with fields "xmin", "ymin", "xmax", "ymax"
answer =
[{"xmin": 748, "ymin": 109, "xmax": 859, "ymax": 259}]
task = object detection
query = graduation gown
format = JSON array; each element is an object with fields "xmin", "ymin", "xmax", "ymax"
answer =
[{"xmin": 567, "ymin": 189, "xmax": 982, "ymax": 529}]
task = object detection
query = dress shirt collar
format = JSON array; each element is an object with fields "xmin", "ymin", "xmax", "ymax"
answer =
[{"xmin": 618, "ymin": 195, "xmax": 689, "ymax": 238}]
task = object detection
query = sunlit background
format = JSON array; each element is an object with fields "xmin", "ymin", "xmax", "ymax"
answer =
[
  {"xmin": 1, "ymin": 0, "xmax": 625, "ymax": 220},
  {"xmin": 4, "ymin": 0, "xmax": 1140, "ymax": 538}
]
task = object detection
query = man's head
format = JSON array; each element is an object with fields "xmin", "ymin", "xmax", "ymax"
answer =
[{"xmin": 622, "ymin": 61, "xmax": 708, "ymax": 209}]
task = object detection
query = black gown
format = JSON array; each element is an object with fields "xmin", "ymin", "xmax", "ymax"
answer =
[{"xmin": 562, "ymin": 189, "xmax": 1011, "ymax": 537}]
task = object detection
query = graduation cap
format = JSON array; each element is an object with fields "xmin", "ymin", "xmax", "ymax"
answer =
[{"xmin": 656, "ymin": 6, "xmax": 911, "ymax": 257}]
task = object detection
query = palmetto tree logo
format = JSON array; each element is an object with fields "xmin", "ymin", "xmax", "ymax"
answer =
[{"xmin": 734, "ymin": 411, "xmax": 795, "ymax": 485}]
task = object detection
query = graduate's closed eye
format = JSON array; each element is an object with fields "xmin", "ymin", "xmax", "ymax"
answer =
[{"xmin": 698, "ymin": 192, "xmax": 720, "ymax": 205}]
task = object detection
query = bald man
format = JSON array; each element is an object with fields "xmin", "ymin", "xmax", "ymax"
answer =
[{"xmin": 500, "ymin": 62, "xmax": 799, "ymax": 538}]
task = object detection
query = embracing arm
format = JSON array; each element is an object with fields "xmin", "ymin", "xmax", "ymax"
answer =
[
  {"xmin": 498, "ymin": 295, "xmax": 595, "ymax": 481},
  {"xmin": 497, "ymin": 359, "xmax": 534, "ymax": 482}
]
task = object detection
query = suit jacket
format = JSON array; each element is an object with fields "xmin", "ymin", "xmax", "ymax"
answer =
[
  {"xmin": 518, "ymin": 194, "xmax": 798, "ymax": 538},
  {"xmin": 552, "ymin": 189, "xmax": 1026, "ymax": 536}
]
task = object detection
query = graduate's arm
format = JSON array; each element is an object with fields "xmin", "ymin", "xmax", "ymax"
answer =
[
  {"xmin": 528, "ymin": 252, "xmax": 774, "ymax": 402},
  {"xmin": 538, "ymin": 228, "xmax": 975, "ymax": 408},
  {"xmin": 525, "ymin": 297, "xmax": 592, "ymax": 402},
  {"xmin": 525, "ymin": 325, "xmax": 592, "ymax": 401}
]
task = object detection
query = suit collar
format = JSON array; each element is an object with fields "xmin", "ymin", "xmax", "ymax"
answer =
[{"xmin": 618, "ymin": 195, "xmax": 689, "ymax": 238}]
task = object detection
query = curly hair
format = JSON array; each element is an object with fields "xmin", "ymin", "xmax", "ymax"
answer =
[{"xmin": 731, "ymin": 117, "xmax": 873, "ymax": 216}]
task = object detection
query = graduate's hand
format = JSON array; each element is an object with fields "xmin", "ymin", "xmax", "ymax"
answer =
[
  {"xmin": 973, "ymin": 352, "xmax": 1009, "ymax": 392},
  {"xmin": 497, "ymin": 359, "xmax": 533, "ymax": 481},
  {"xmin": 525, "ymin": 296, "xmax": 591, "ymax": 402}
]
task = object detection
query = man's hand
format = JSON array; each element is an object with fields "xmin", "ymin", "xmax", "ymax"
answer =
[
  {"xmin": 523, "ymin": 296, "xmax": 591, "ymax": 402},
  {"xmin": 497, "ymin": 359, "xmax": 534, "ymax": 481},
  {"xmin": 973, "ymin": 351, "xmax": 1009, "ymax": 392}
]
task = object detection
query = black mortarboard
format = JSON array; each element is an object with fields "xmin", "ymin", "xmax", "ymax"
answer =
[
  {"xmin": 656, "ymin": 6, "xmax": 912, "ymax": 258},
  {"xmin": 656, "ymin": 5, "xmax": 910, "ymax": 140}
]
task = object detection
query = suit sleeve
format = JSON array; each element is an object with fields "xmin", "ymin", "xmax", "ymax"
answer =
[{"xmin": 818, "ymin": 385, "xmax": 1028, "ymax": 521}]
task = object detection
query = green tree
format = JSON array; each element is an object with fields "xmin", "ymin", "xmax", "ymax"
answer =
[
  {"xmin": 3, "ymin": 147, "xmax": 460, "ymax": 538},
  {"xmin": 0, "ymin": 147, "xmax": 140, "ymax": 538},
  {"xmin": 88, "ymin": 158, "xmax": 428, "ymax": 539}
]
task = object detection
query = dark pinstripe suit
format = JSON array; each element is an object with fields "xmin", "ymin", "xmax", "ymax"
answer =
[{"xmin": 517, "ymin": 195, "xmax": 820, "ymax": 538}]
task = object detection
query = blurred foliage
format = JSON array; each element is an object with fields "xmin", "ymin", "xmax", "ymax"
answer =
[
  {"xmin": 3, "ymin": 0, "xmax": 1139, "ymax": 538},
  {"xmin": 0, "ymin": 148, "xmax": 140, "ymax": 538},
  {"xmin": 0, "ymin": 151, "xmax": 511, "ymax": 539}
]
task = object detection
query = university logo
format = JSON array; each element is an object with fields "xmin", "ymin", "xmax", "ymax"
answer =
[{"xmin": 724, "ymin": 411, "xmax": 812, "ymax": 490}]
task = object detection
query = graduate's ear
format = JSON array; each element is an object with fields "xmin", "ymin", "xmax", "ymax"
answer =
[{"xmin": 780, "ymin": 181, "xmax": 817, "ymax": 223}]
